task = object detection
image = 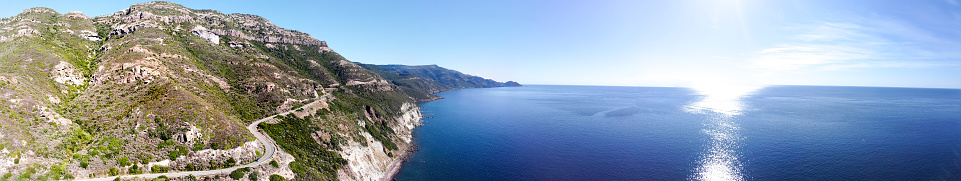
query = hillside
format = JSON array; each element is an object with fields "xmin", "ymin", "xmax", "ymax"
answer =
[
  {"xmin": 358, "ymin": 64, "xmax": 521, "ymax": 101},
  {"xmin": 0, "ymin": 2, "xmax": 441, "ymax": 180}
]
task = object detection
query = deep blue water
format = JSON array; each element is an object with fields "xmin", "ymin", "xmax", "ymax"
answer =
[{"xmin": 394, "ymin": 85, "xmax": 961, "ymax": 180}]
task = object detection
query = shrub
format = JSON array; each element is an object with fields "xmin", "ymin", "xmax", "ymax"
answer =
[
  {"xmin": 229, "ymin": 167, "xmax": 250, "ymax": 180},
  {"xmin": 140, "ymin": 154, "xmax": 153, "ymax": 164},
  {"xmin": 128, "ymin": 164, "xmax": 142, "ymax": 174},
  {"xmin": 151, "ymin": 165, "xmax": 169, "ymax": 173},
  {"xmin": 118, "ymin": 156, "xmax": 130, "ymax": 167},
  {"xmin": 261, "ymin": 115, "xmax": 348, "ymax": 180},
  {"xmin": 47, "ymin": 164, "xmax": 67, "ymax": 179},
  {"xmin": 153, "ymin": 175, "xmax": 170, "ymax": 181},
  {"xmin": 108, "ymin": 167, "xmax": 119, "ymax": 176},
  {"xmin": 192, "ymin": 142, "xmax": 204, "ymax": 151},
  {"xmin": 269, "ymin": 160, "xmax": 278, "ymax": 168},
  {"xmin": 19, "ymin": 166, "xmax": 36, "ymax": 179},
  {"xmin": 269, "ymin": 174, "xmax": 287, "ymax": 181},
  {"xmin": 249, "ymin": 172, "xmax": 259, "ymax": 181},
  {"xmin": 168, "ymin": 145, "xmax": 189, "ymax": 160},
  {"xmin": 226, "ymin": 157, "xmax": 237, "ymax": 167}
]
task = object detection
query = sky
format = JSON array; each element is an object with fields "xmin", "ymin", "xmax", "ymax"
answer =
[{"xmin": 3, "ymin": 0, "xmax": 961, "ymax": 88}]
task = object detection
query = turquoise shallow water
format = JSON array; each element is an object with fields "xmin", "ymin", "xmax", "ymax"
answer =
[{"xmin": 395, "ymin": 85, "xmax": 961, "ymax": 180}]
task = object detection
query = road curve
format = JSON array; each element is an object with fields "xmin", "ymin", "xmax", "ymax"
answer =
[{"xmin": 78, "ymin": 95, "xmax": 327, "ymax": 181}]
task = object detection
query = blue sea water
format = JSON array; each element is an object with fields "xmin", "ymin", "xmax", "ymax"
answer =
[{"xmin": 394, "ymin": 85, "xmax": 961, "ymax": 180}]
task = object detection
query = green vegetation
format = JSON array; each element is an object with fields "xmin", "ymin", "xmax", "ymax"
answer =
[
  {"xmin": 17, "ymin": 166, "xmax": 35, "ymax": 180},
  {"xmin": 356, "ymin": 63, "xmax": 446, "ymax": 101},
  {"xmin": 153, "ymin": 175, "xmax": 170, "ymax": 181},
  {"xmin": 139, "ymin": 154, "xmax": 152, "ymax": 164},
  {"xmin": 60, "ymin": 127, "xmax": 94, "ymax": 154},
  {"xmin": 226, "ymin": 157, "xmax": 237, "ymax": 167},
  {"xmin": 269, "ymin": 174, "xmax": 287, "ymax": 181},
  {"xmin": 167, "ymin": 145, "xmax": 188, "ymax": 160},
  {"xmin": 192, "ymin": 141, "xmax": 204, "ymax": 151},
  {"xmin": 328, "ymin": 89, "xmax": 412, "ymax": 151},
  {"xmin": 261, "ymin": 115, "xmax": 347, "ymax": 180},
  {"xmin": 108, "ymin": 167, "xmax": 119, "ymax": 176},
  {"xmin": 229, "ymin": 167, "xmax": 250, "ymax": 180},
  {"xmin": 269, "ymin": 160, "xmax": 278, "ymax": 168},
  {"xmin": 128, "ymin": 164, "xmax": 142, "ymax": 174},
  {"xmin": 45, "ymin": 164, "xmax": 69, "ymax": 180},
  {"xmin": 377, "ymin": 64, "xmax": 519, "ymax": 89},
  {"xmin": 150, "ymin": 165, "xmax": 169, "ymax": 173},
  {"xmin": 149, "ymin": 119, "xmax": 174, "ymax": 141},
  {"xmin": 117, "ymin": 156, "xmax": 131, "ymax": 167}
]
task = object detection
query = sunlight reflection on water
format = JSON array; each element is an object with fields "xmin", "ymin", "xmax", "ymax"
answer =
[{"xmin": 686, "ymin": 85, "xmax": 761, "ymax": 181}]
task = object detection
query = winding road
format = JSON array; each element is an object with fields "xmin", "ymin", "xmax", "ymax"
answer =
[{"xmin": 78, "ymin": 94, "xmax": 328, "ymax": 181}]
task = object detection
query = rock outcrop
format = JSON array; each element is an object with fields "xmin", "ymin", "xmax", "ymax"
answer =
[{"xmin": 337, "ymin": 103, "xmax": 422, "ymax": 181}]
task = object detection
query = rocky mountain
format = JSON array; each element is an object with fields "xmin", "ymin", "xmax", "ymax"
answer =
[
  {"xmin": 358, "ymin": 64, "xmax": 521, "ymax": 102},
  {"xmin": 0, "ymin": 1, "xmax": 491, "ymax": 180}
]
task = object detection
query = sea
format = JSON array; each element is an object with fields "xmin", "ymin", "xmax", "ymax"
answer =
[{"xmin": 394, "ymin": 85, "xmax": 961, "ymax": 180}]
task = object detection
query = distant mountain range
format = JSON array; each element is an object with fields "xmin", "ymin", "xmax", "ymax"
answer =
[{"xmin": 358, "ymin": 64, "xmax": 521, "ymax": 101}]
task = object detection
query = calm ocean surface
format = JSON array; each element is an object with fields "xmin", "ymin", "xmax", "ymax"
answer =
[{"xmin": 394, "ymin": 85, "xmax": 961, "ymax": 180}]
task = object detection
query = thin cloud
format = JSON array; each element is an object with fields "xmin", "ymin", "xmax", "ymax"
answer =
[
  {"xmin": 750, "ymin": 17, "xmax": 961, "ymax": 72},
  {"xmin": 820, "ymin": 61, "xmax": 959, "ymax": 70},
  {"xmin": 751, "ymin": 44, "xmax": 873, "ymax": 70}
]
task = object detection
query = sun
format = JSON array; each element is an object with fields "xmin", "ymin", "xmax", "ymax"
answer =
[{"xmin": 686, "ymin": 79, "xmax": 762, "ymax": 116}]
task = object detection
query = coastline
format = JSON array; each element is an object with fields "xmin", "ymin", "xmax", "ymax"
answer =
[
  {"xmin": 379, "ymin": 86, "xmax": 518, "ymax": 180},
  {"xmin": 381, "ymin": 144, "xmax": 417, "ymax": 181}
]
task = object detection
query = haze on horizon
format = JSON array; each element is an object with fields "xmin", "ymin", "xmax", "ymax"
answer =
[{"xmin": 4, "ymin": 0, "xmax": 960, "ymax": 88}]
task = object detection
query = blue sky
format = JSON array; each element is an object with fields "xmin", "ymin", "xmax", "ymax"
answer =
[{"xmin": 3, "ymin": 0, "xmax": 960, "ymax": 88}]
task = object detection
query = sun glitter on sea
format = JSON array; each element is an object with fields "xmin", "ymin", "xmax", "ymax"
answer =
[{"xmin": 685, "ymin": 85, "xmax": 760, "ymax": 181}]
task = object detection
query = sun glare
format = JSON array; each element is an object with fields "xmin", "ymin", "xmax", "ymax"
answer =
[
  {"xmin": 686, "ymin": 81, "xmax": 761, "ymax": 181},
  {"xmin": 687, "ymin": 82, "xmax": 762, "ymax": 116}
]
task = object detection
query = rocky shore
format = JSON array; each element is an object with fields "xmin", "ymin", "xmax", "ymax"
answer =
[{"xmin": 381, "ymin": 144, "xmax": 417, "ymax": 181}]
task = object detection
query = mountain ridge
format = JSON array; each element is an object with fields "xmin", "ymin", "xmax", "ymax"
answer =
[{"xmin": 357, "ymin": 63, "xmax": 521, "ymax": 102}]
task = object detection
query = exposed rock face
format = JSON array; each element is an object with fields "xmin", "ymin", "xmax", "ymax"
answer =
[
  {"xmin": 393, "ymin": 103, "xmax": 423, "ymax": 144},
  {"xmin": 337, "ymin": 132, "xmax": 393, "ymax": 181},
  {"xmin": 98, "ymin": 2, "xmax": 328, "ymax": 46},
  {"xmin": 190, "ymin": 25, "xmax": 220, "ymax": 44},
  {"xmin": 338, "ymin": 103, "xmax": 422, "ymax": 181},
  {"xmin": 65, "ymin": 11, "xmax": 89, "ymax": 19},
  {"xmin": 52, "ymin": 61, "xmax": 85, "ymax": 85},
  {"xmin": 20, "ymin": 7, "xmax": 57, "ymax": 14}
]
